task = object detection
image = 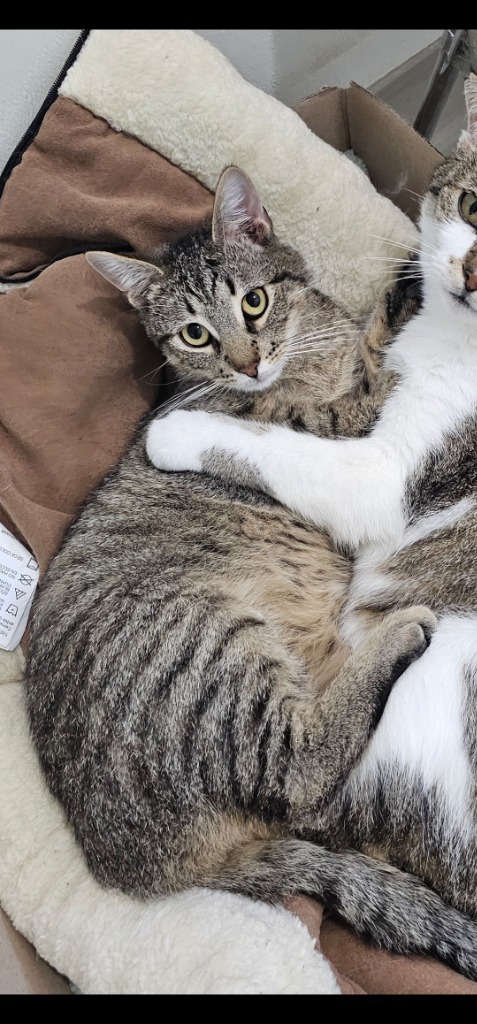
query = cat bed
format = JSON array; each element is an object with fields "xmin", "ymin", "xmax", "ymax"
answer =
[{"xmin": 1, "ymin": 29, "xmax": 471, "ymax": 995}]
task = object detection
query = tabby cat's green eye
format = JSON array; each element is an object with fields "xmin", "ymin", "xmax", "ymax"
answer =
[
  {"xmin": 241, "ymin": 287, "xmax": 268, "ymax": 319},
  {"xmin": 459, "ymin": 191, "xmax": 477, "ymax": 226},
  {"xmin": 180, "ymin": 323, "xmax": 211, "ymax": 347}
]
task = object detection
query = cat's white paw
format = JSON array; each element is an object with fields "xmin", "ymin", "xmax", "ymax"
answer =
[{"xmin": 146, "ymin": 409, "xmax": 229, "ymax": 472}]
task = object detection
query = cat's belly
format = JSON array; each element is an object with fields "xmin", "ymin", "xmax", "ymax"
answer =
[{"xmin": 232, "ymin": 505, "xmax": 352, "ymax": 690}]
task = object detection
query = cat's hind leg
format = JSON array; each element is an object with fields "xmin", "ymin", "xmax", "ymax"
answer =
[
  {"xmin": 338, "ymin": 611, "xmax": 477, "ymax": 916},
  {"xmin": 258, "ymin": 603, "xmax": 437, "ymax": 823}
]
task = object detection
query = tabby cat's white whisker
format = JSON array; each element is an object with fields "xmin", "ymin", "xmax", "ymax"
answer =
[
  {"xmin": 160, "ymin": 380, "xmax": 219, "ymax": 413},
  {"xmin": 288, "ymin": 334, "xmax": 350, "ymax": 349},
  {"xmin": 135, "ymin": 355, "xmax": 176, "ymax": 385},
  {"xmin": 290, "ymin": 326, "xmax": 352, "ymax": 341},
  {"xmin": 135, "ymin": 366, "xmax": 165, "ymax": 386},
  {"xmin": 290, "ymin": 319, "xmax": 351, "ymax": 330},
  {"xmin": 287, "ymin": 344, "xmax": 348, "ymax": 356},
  {"xmin": 291, "ymin": 318, "xmax": 352, "ymax": 333},
  {"xmin": 402, "ymin": 187, "xmax": 425, "ymax": 201},
  {"xmin": 288, "ymin": 332, "xmax": 352, "ymax": 349}
]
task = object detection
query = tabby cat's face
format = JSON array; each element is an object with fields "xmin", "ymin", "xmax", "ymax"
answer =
[
  {"xmin": 138, "ymin": 230, "xmax": 309, "ymax": 394},
  {"xmin": 86, "ymin": 166, "xmax": 312, "ymax": 396}
]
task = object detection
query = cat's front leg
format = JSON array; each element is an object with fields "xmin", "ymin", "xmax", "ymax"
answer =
[
  {"xmin": 146, "ymin": 408, "xmax": 229, "ymax": 474},
  {"xmin": 146, "ymin": 408, "xmax": 404, "ymax": 551}
]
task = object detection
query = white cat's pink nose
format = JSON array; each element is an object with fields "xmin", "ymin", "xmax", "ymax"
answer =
[{"xmin": 464, "ymin": 268, "xmax": 477, "ymax": 292}]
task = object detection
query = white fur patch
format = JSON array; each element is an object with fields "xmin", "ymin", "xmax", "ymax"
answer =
[{"xmin": 347, "ymin": 613, "xmax": 477, "ymax": 833}]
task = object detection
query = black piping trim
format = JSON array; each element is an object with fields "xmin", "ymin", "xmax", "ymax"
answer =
[
  {"xmin": 0, "ymin": 29, "xmax": 91, "ymax": 199},
  {"xmin": 0, "ymin": 240, "xmax": 134, "ymax": 287}
]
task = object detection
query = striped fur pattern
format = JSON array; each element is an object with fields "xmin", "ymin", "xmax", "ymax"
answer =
[{"xmin": 24, "ymin": 166, "xmax": 477, "ymax": 980}]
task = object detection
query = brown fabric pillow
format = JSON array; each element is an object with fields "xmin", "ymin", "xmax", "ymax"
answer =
[{"xmin": 0, "ymin": 98, "xmax": 213, "ymax": 573}]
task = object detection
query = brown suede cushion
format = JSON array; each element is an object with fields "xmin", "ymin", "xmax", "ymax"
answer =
[
  {"xmin": 1, "ymin": 93, "xmax": 474, "ymax": 996},
  {"xmin": 0, "ymin": 97, "xmax": 213, "ymax": 573}
]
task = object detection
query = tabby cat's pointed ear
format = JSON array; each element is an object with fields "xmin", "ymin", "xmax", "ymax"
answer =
[
  {"xmin": 85, "ymin": 252, "xmax": 162, "ymax": 308},
  {"xmin": 458, "ymin": 72, "xmax": 477, "ymax": 152},
  {"xmin": 212, "ymin": 166, "xmax": 273, "ymax": 246}
]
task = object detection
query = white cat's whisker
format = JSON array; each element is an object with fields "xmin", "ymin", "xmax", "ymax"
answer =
[
  {"xmin": 365, "ymin": 256, "xmax": 418, "ymax": 265},
  {"xmin": 368, "ymin": 233, "xmax": 422, "ymax": 252},
  {"xmin": 369, "ymin": 233, "xmax": 439, "ymax": 259}
]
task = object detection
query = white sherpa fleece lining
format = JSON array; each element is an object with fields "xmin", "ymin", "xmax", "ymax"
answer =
[
  {"xmin": 0, "ymin": 29, "xmax": 420, "ymax": 994},
  {"xmin": 0, "ymin": 654, "xmax": 338, "ymax": 995}
]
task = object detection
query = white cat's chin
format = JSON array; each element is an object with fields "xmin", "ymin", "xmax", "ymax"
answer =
[{"xmin": 424, "ymin": 273, "xmax": 477, "ymax": 323}]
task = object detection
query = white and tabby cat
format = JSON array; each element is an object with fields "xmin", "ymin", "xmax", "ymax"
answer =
[
  {"xmin": 147, "ymin": 76, "xmax": 477, "ymax": 924},
  {"xmin": 24, "ymin": 163, "xmax": 477, "ymax": 981}
]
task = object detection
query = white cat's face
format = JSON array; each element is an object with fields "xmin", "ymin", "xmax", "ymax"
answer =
[
  {"xmin": 419, "ymin": 73, "xmax": 477, "ymax": 317},
  {"xmin": 420, "ymin": 195, "xmax": 477, "ymax": 315}
]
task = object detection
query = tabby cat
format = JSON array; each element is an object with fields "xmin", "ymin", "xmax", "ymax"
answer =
[
  {"xmin": 24, "ymin": 163, "xmax": 477, "ymax": 980},
  {"xmin": 145, "ymin": 79, "xmax": 477, "ymax": 936}
]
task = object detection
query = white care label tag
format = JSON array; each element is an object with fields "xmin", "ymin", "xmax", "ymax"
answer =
[{"xmin": 0, "ymin": 525, "xmax": 39, "ymax": 650}]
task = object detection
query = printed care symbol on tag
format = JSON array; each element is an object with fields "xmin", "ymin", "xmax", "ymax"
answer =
[
  {"xmin": 18, "ymin": 575, "xmax": 34, "ymax": 587},
  {"xmin": 27, "ymin": 557, "xmax": 38, "ymax": 571},
  {"xmin": 6, "ymin": 604, "xmax": 18, "ymax": 617},
  {"xmin": 15, "ymin": 588, "xmax": 26, "ymax": 600}
]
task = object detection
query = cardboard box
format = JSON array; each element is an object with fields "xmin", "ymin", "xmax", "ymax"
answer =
[
  {"xmin": 0, "ymin": 83, "xmax": 444, "ymax": 995},
  {"xmin": 295, "ymin": 82, "xmax": 444, "ymax": 224}
]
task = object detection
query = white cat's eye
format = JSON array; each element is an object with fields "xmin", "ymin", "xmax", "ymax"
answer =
[
  {"xmin": 241, "ymin": 287, "xmax": 268, "ymax": 319},
  {"xmin": 459, "ymin": 191, "xmax": 477, "ymax": 226},
  {"xmin": 179, "ymin": 323, "xmax": 211, "ymax": 347}
]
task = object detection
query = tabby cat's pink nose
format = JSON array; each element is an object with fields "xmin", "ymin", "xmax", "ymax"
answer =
[
  {"xmin": 240, "ymin": 360, "xmax": 259, "ymax": 378},
  {"xmin": 464, "ymin": 268, "xmax": 477, "ymax": 292}
]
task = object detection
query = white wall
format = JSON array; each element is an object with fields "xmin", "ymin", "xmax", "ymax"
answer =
[
  {"xmin": 0, "ymin": 29, "xmax": 81, "ymax": 173},
  {"xmin": 0, "ymin": 29, "xmax": 443, "ymax": 172},
  {"xmin": 269, "ymin": 29, "xmax": 442, "ymax": 105},
  {"xmin": 197, "ymin": 29, "xmax": 442, "ymax": 106}
]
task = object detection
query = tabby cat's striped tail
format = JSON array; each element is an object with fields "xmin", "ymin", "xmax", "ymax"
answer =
[{"xmin": 205, "ymin": 839, "xmax": 477, "ymax": 981}]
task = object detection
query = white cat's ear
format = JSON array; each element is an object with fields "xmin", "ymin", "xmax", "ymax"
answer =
[
  {"xmin": 458, "ymin": 72, "xmax": 477, "ymax": 152},
  {"xmin": 212, "ymin": 166, "xmax": 273, "ymax": 246},
  {"xmin": 85, "ymin": 251, "xmax": 162, "ymax": 308}
]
